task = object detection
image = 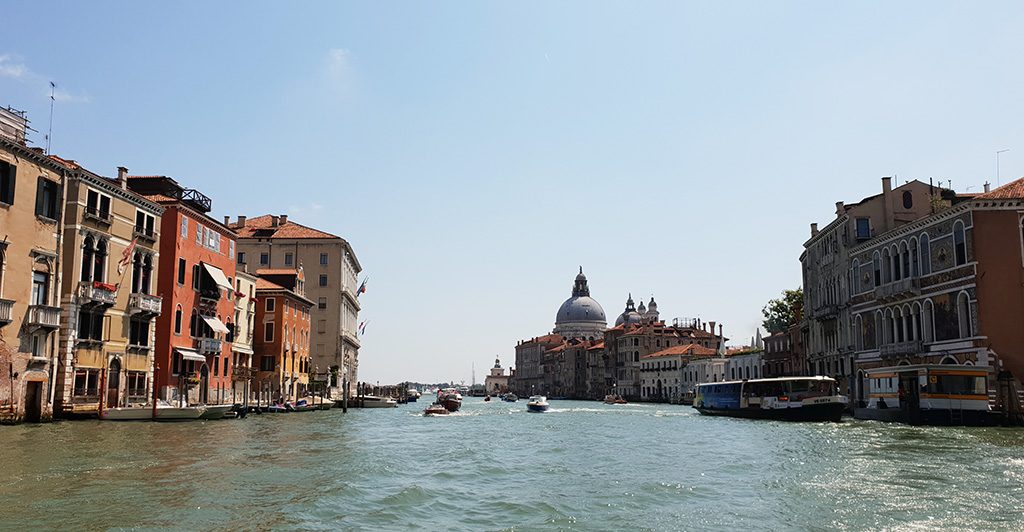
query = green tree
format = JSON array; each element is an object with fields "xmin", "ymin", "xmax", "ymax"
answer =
[{"xmin": 762, "ymin": 288, "xmax": 804, "ymax": 334}]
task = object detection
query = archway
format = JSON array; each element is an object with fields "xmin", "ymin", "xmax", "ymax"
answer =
[{"xmin": 107, "ymin": 358, "xmax": 122, "ymax": 409}]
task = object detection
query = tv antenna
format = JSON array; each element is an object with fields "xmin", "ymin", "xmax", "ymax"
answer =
[
  {"xmin": 997, "ymin": 148, "xmax": 1010, "ymax": 187},
  {"xmin": 45, "ymin": 81, "xmax": 55, "ymax": 154}
]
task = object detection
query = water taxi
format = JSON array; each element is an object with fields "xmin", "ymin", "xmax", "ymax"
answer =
[
  {"xmin": 437, "ymin": 389, "xmax": 462, "ymax": 412},
  {"xmin": 603, "ymin": 394, "xmax": 627, "ymax": 405},
  {"xmin": 526, "ymin": 395, "xmax": 550, "ymax": 413},
  {"xmin": 853, "ymin": 364, "xmax": 994, "ymax": 426},
  {"xmin": 359, "ymin": 395, "xmax": 398, "ymax": 408},
  {"xmin": 694, "ymin": 376, "xmax": 846, "ymax": 422}
]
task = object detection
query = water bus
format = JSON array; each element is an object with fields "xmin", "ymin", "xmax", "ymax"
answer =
[
  {"xmin": 694, "ymin": 376, "xmax": 846, "ymax": 422},
  {"xmin": 853, "ymin": 364, "xmax": 993, "ymax": 426}
]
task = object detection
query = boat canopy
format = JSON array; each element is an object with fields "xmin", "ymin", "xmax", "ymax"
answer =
[
  {"xmin": 175, "ymin": 347, "xmax": 206, "ymax": 362},
  {"xmin": 202, "ymin": 263, "xmax": 233, "ymax": 291}
]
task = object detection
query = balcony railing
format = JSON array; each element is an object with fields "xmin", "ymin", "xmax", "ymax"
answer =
[
  {"xmin": 196, "ymin": 337, "xmax": 222, "ymax": 354},
  {"xmin": 874, "ymin": 278, "xmax": 921, "ymax": 301},
  {"xmin": 132, "ymin": 226, "xmax": 157, "ymax": 243},
  {"xmin": 812, "ymin": 303, "xmax": 839, "ymax": 319},
  {"xmin": 128, "ymin": 292, "xmax": 162, "ymax": 316},
  {"xmin": 880, "ymin": 340, "xmax": 924, "ymax": 357},
  {"xmin": 79, "ymin": 281, "xmax": 117, "ymax": 307},
  {"xmin": 0, "ymin": 298, "xmax": 13, "ymax": 325},
  {"xmin": 232, "ymin": 366, "xmax": 257, "ymax": 380},
  {"xmin": 27, "ymin": 304, "xmax": 61, "ymax": 329},
  {"xmin": 84, "ymin": 207, "xmax": 112, "ymax": 225}
]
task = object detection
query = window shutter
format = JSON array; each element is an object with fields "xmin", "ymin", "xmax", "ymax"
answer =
[
  {"xmin": 6, "ymin": 163, "xmax": 15, "ymax": 204},
  {"xmin": 35, "ymin": 176, "xmax": 45, "ymax": 215}
]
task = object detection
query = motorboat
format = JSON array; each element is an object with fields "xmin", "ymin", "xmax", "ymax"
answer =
[
  {"xmin": 437, "ymin": 389, "xmax": 462, "ymax": 412},
  {"xmin": 502, "ymin": 393, "xmax": 518, "ymax": 403},
  {"xmin": 265, "ymin": 403, "xmax": 290, "ymax": 413},
  {"xmin": 407, "ymin": 388, "xmax": 421, "ymax": 403},
  {"xmin": 484, "ymin": 395, "xmax": 491, "ymax": 402},
  {"xmin": 292, "ymin": 399, "xmax": 318, "ymax": 412},
  {"xmin": 154, "ymin": 400, "xmax": 206, "ymax": 421},
  {"xmin": 103, "ymin": 405, "xmax": 154, "ymax": 421},
  {"xmin": 199, "ymin": 404, "xmax": 235, "ymax": 420},
  {"xmin": 359, "ymin": 395, "xmax": 398, "ymax": 408},
  {"xmin": 603, "ymin": 394, "xmax": 627, "ymax": 405},
  {"xmin": 526, "ymin": 395, "xmax": 550, "ymax": 413},
  {"xmin": 423, "ymin": 403, "xmax": 449, "ymax": 416}
]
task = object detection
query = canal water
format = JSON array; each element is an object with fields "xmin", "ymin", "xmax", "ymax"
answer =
[{"xmin": 2, "ymin": 399, "xmax": 1023, "ymax": 531}]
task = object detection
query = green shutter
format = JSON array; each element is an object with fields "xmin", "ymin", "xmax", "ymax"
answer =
[{"xmin": 35, "ymin": 176, "xmax": 45, "ymax": 215}]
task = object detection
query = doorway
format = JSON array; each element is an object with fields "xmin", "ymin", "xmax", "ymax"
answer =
[
  {"xmin": 199, "ymin": 364, "xmax": 210, "ymax": 404},
  {"xmin": 24, "ymin": 381, "xmax": 42, "ymax": 423},
  {"xmin": 107, "ymin": 358, "xmax": 121, "ymax": 409}
]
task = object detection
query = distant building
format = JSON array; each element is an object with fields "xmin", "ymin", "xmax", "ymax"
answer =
[
  {"xmin": 639, "ymin": 343, "xmax": 716, "ymax": 402},
  {"xmin": 484, "ymin": 357, "xmax": 509, "ymax": 394},
  {"xmin": 252, "ymin": 268, "xmax": 313, "ymax": 401},
  {"xmin": 552, "ymin": 268, "xmax": 607, "ymax": 340},
  {"xmin": 762, "ymin": 324, "xmax": 806, "ymax": 378}
]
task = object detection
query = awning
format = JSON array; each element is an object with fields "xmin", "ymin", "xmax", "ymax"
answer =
[
  {"xmin": 202, "ymin": 316, "xmax": 230, "ymax": 334},
  {"xmin": 175, "ymin": 348, "xmax": 206, "ymax": 362},
  {"xmin": 202, "ymin": 263, "xmax": 233, "ymax": 291},
  {"xmin": 231, "ymin": 344, "xmax": 254, "ymax": 355}
]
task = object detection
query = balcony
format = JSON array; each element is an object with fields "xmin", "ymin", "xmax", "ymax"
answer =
[
  {"xmin": 27, "ymin": 304, "xmax": 61, "ymax": 329},
  {"xmin": 79, "ymin": 281, "xmax": 117, "ymax": 307},
  {"xmin": 128, "ymin": 293, "xmax": 162, "ymax": 316},
  {"xmin": 880, "ymin": 340, "xmax": 924, "ymax": 357},
  {"xmin": 196, "ymin": 337, "xmax": 222, "ymax": 355},
  {"xmin": 0, "ymin": 298, "xmax": 13, "ymax": 326},
  {"xmin": 83, "ymin": 207, "xmax": 112, "ymax": 226},
  {"xmin": 874, "ymin": 278, "xmax": 921, "ymax": 302},
  {"xmin": 132, "ymin": 226, "xmax": 157, "ymax": 244},
  {"xmin": 232, "ymin": 366, "xmax": 256, "ymax": 381},
  {"xmin": 812, "ymin": 303, "xmax": 839, "ymax": 319}
]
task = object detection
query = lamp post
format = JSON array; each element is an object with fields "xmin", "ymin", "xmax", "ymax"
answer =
[{"xmin": 997, "ymin": 148, "xmax": 1010, "ymax": 186}]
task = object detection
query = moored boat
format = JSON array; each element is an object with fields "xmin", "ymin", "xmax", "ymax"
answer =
[
  {"xmin": 103, "ymin": 406, "xmax": 154, "ymax": 421},
  {"xmin": 694, "ymin": 376, "xmax": 846, "ymax": 422},
  {"xmin": 292, "ymin": 399, "xmax": 318, "ymax": 412},
  {"xmin": 154, "ymin": 401, "xmax": 207, "ymax": 421},
  {"xmin": 853, "ymin": 364, "xmax": 995, "ymax": 426},
  {"xmin": 526, "ymin": 395, "xmax": 549, "ymax": 413},
  {"xmin": 199, "ymin": 404, "xmax": 235, "ymax": 420},
  {"xmin": 359, "ymin": 395, "xmax": 398, "ymax": 408}
]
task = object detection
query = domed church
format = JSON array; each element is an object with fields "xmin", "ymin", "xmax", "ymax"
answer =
[
  {"xmin": 615, "ymin": 294, "xmax": 660, "ymax": 326},
  {"xmin": 552, "ymin": 268, "xmax": 607, "ymax": 340}
]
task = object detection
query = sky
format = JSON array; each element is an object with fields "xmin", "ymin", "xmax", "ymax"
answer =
[{"xmin": 2, "ymin": 2, "xmax": 1023, "ymax": 384}]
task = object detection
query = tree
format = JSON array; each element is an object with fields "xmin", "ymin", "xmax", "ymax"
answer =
[{"xmin": 762, "ymin": 288, "xmax": 804, "ymax": 334}]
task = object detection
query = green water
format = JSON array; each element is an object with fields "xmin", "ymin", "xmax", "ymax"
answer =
[{"xmin": 1, "ymin": 399, "xmax": 1023, "ymax": 531}]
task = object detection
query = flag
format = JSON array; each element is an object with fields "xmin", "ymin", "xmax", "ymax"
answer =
[
  {"xmin": 117, "ymin": 238, "xmax": 137, "ymax": 276},
  {"xmin": 358, "ymin": 320, "xmax": 369, "ymax": 336},
  {"xmin": 356, "ymin": 277, "xmax": 368, "ymax": 298}
]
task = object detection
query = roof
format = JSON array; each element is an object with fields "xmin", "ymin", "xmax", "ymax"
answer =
[
  {"xmin": 588, "ymin": 341, "xmax": 605, "ymax": 351},
  {"xmin": 255, "ymin": 278, "xmax": 287, "ymax": 291},
  {"xmin": 233, "ymin": 214, "xmax": 340, "ymax": 239},
  {"xmin": 643, "ymin": 344, "xmax": 717, "ymax": 359},
  {"xmin": 977, "ymin": 176, "xmax": 1024, "ymax": 200},
  {"xmin": 257, "ymin": 268, "xmax": 300, "ymax": 276}
]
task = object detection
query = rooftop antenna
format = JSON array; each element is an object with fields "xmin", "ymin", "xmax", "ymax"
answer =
[
  {"xmin": 45, "ymin": 81, "xmax": 55, "ymax": 154},
  {"xmin": 997, "ymin": 148, "xmax": 1010, "ymax": 187}
]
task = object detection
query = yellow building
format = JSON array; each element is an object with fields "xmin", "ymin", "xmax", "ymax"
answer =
[
  {"xmin": 0, "ymin": 107, "xmax": 68, "ymax": 423},
  {"xmin": 53, "ymin": 163, "xmax": 163, "ymax": 416}
]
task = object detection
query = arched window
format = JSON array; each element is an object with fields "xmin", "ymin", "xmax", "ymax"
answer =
[
  {"xmin": 941, "ymin": 355, "xmax": 958, "ymax": 365},
  {"xmin": 902, "ymin": 190, "xmax": 913, "ymax": 209},
  {"xmin": 81, "ymin": 235, "xmax": 94, "ymax": 282},
  {"xmin": 94, "ymin": 239, "xmax": 107, "ymax": 282},
  {"xmin": 953, "ymin": 221, "xmax": 967, "ymax": 266},
  {"xmin": 911, "ymin": 302, "xmax": 922, "ymax": 342},
  {"xmin": 142, "ymin": 255, "xmax": 153, "ymax": 294},
  {"xmin": 851, "ymin": 259, "xmax": 860, "ymax": 294},
  {"xmin": 920, "ymin": 233, "xmax": 931, "ymax": 275},
  {"xmin": 957, "ymin": 291, "xmax": 972, "ymax": 338},
  {"xmin": 910, "ymin": 237, "xmax": 919, "ymax": 277},
  {"xmin": 922, "ymin": 299, "xmax": 934, "ymax": 343},
  {"xmin": 893, "ymin": 307, "xmax": 905, "ymax": 343},
  {"xmin": 174, "ymin": 305, "xmax": 183, "ymax": 334},
  {"xmin": 873, "ymin": 251, "xmax": 881, "ymax": 287},
  {"xmin": 882, "ymin": 248, "xmax": 892, "ymax": 284},
  {"xmin": 890, "ymin": 244, "xmax": 901, "ymax": 281},
  {"xmin": 131, "ymin": 252, "xmax": 143, "ymax": 293},
  {"xmin": 900, "ymin": 241, "xmax": 910, "ymax": 281},
  {"xmin": 190, "ymin": 310, "xmax": 198, "ymax": 337}
]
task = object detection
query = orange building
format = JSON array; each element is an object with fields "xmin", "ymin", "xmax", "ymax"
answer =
[
  {"xmin": 126, "ymin": 175, "xmax": 237, "ymax": 405},
  {"xmin": 252, "ymin": 268, "xmax": 313, "ymax": 402}
]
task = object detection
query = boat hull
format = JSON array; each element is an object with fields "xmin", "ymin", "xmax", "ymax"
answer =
[
  {"xmin": 853, "ymin": 407, "xmax": 995, "ymax": 426},
  {"xmin": 154, "ymin": 406, "xmax": 206, "ymax": 421},
  {"xmin": 103, "ymin": 407, "xmax": 154, "ymax": 421},
  {"xmin": 199, "ymin": 404, "xmax": 235, "ymax": 420},
  {"xmin": 526, "ymin": 403, "xmax": 549, "ymax": 413},
  {"xmin": 695, "ymin": 401, "xmax": 844, "ymax": 422},
  {"xmin": 440, "ymin": 398, "xmax": 461, "ymax": 412}
]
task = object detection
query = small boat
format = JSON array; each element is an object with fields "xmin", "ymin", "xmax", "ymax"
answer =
[
  {"xmin": 526, "ymin": 395, "xmax": 549, "ymax": 413},
  {"xmin": 694, "ymin": 376, "xmax": 846, "ymax": 422},
  {"xmin": 265, "ymin": 403, "xmax": 290, "ymax": 413},
  {"xmin": 437, "ymin": 389, "xmax": 462, "ymax": 412},
  {"xmin": 360, "ymin": 395, "xmax": 398, "ymax": 408},
  {"xmin": 292, "ymin": 399, "xmax": 318, "ymax": 412},
  {"xmin": 154, "ymin": 401, "xmax": 206, "ymax": 421},
  {"xmin": 407, "ymin": 388, "xmax": 421, "ymax": 403},
  {"xmin": 603, "ymin": 394, "xmax": 627, "ymax": 405},
  {"xmin": 484, "ymin": 395, "xmax": 491, "ymax": 402},
  {"xmin": 103, "ymin": 405, "xmax": 154, "ymax": 421},
  {"xmin": 318, "ymin": 400, "xmax": 334, "ymax": 410},
  {"xmin": 502, "ymin": 393, "xmax": 518, "ymax": 402},
  {"xmin": 199, "ymin": 404, "xmax": 235, "ymax": 420},
  {"xmin": 423, "ymin": 403, "xmax": 449, "ymax": 416}
]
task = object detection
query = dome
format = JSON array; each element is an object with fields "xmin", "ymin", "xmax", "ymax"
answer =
[
  {"xmin": 556, "ymin": 296, "xmax": 607, "ymax": 325},
  {"xmin": 615, "ymin": 310, "xmax": 643, "ymax": 326}
]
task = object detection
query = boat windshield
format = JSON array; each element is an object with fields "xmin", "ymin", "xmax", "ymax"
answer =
[{"xmin": 743, "ymin": 379, "xmax": 835, "ymax": 400}]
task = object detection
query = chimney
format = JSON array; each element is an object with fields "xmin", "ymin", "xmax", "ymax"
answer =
[
  {"xmin": 881, "ymin": 176, "xmax": 894, "ymax": 231},
  {"xmin": 223, "ymin": 216, "xmax": 230, "ymax": 225},
  {"xmin": 984, "ymin": 182, "xmax": 991, "ymax": 193},
  {"xmin": 237, "ymin": 215, "xmax": 246, "ymax": 226},
  {"xmin": 709, "ymin": 321, "xmax": 716, "ymax": 336},
  {"xmin": 117, "ymin": 166, "xmax": 128, "ymax": 189},
  {"xmin": 811, "ymin": 222, "xmax": 819, "ymax": 237},
  {"xmin": 271, "ymin": 215, "xmax": 280, "ymax": 227},
  {"xmin": 280, "ymin": 214, "xmax": 288, "ymax": 225},
  {"xmin": 835, "ymin": 201, "xmax": 844, "ymax": 216}
]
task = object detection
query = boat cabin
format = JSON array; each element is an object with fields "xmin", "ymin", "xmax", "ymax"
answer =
[{"xmin": 854, "ymin": 364, "xmax": 992, "ymax": 426}]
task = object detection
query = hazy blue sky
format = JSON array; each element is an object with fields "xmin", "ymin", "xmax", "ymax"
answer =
[{"xmin": 3, "ymin": 2, "xmax": 1023, "ymax": 384}]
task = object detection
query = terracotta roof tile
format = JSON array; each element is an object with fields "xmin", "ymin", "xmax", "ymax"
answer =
[
  {"xmin": 255, "ymin": 278, "xmax": 287, "ymax": 291},
  {"xmin": 257, "ymin": 268, "xmax": 300, "ymax": 276},
  {"xmin": 643, "ymin": 343, "xmax": 717, "ymax": 359},
  {"xmin": 978, "ymin": 176, "xmax": 1024, "ymax": 200},
  {"xmin": 233, "ymin": 214, "xmax": 339, "ymax": 239}
]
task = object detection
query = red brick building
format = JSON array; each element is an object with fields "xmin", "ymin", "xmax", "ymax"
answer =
[
  {"xmin": 126, "ymin": 176, "xmax": 237, "ymax": 405},
  {"xmin": 252, "ymin": 269, "xmax": 313, "ymax": 401}
]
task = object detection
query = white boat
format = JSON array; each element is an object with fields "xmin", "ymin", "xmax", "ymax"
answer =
[
  {"xmin": 154, "ymin": 400, "xmax": 206, "ymax": 421},
  {"xmin": 359, "ymin": 395, "xmax": 398, "ymax": 408},
  {"xmin": 526, "ymin": 395, "xmax": 549, "ymax": 413},
  {"xmin": 199, "ymin": 404, "xmax": 235, "ymax": 420},
  {"xmin": 103, "ymin": 406, "xmax": 154, "ymax": 421}
]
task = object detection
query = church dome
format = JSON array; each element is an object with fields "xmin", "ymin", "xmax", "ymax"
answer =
[
  {"xmin": 553, "ymin": 268, "xmax": 607, "ymax": 338},
  {"xmin": 614, "ymin": 293, "xmax": 643, "ymax": 326}
]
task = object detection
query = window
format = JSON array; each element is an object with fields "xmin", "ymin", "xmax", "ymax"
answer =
[
  {"xmin": 265, "ymin": 297, "xmax": 276, "ymax": 312},
  {"xmin": 260, "ymin": 252, "xmax": 269, "ymax": 266},
  {"xmin": 35, "ymin": 176, "xmax": 59, "ymax": 220},
  {"xmin": 851, "ymin": 259, "xmax": 860, "ymax": 294},
  {"xmin": 196, "ymin": 223, "xmax": 203, "ymax": 245},
  {"xmin": 0, "ymin": 160, "xmax": 15, "ymax": 205},
  {"xmin": 129, "ymin": 319, "xmax": 150, "ymax": 346},
  {"xmin": 86, "ymin": 189, "xmax": 111, "ymax": 220},
  {"xmin": 229, "ymin": 240, "xmax": 235, "ymax": 258},
  {"xmin": 213, "ymin": 356, "xmax": 219, "ymax": 377},
  {"xmin": 135, "ymin": 210, "xmax": 155, "ymax": 237},
  {"xmin": 93, "ymin": 240, "xmax": 107, "ymax": 282},
  {"xmin": 872, "ymin": 252, "xmax": 881, "ymax": 287},
  {"xmin": 318, "ymin": 319, "xmax": 326, "ymax": 333},
  {"xmin": 32, "ymin": 271, "xmax": 49, "ymax": 305},
  {"xmin": 902, "ymin": 191, "xmax": 913, "ymax": 209},
  {"xmin": 77, "ymin": 309, "xmax": 104, "ymax": 341},
  {"xmin": 81, "ymin": 236, "xmax": 95, "ymax": 282},
  {"xmin": 260, "ymin": 355, "xmax": 275, "ymax": 371},
  {"xmin": 192, "ymin": 264, "xmax": 201, "ymax": 290},
  {"xmin": 920, "ymin": 233, "xmax": 931, "ymax": 275},
  {"xmin": 320, "ymin": 253, "xmax": 328, "ymax": 265},
  {"xmin": 264, "ymin": 322, "xmax": 274, "ymax": 342},
  {"xmin": 855, "ymin": 218, "xmax": 870, "ymax": 240},
  {"xmin": 319, "ymin": 274, "xmax": 328, "ymax": 287},
  {"xmin": 285, "ymin": 252, "xmax": 294, "ymax": 266},
  {"xmin": 177, "ymin": 258, "xmax": 186, "ymax": 285},
  {"xmin": 957, "ymin": 292, "xmax": 972, "ymax": 338},
  {"xmin": 953, "ymin": 221, "xmax": 967, "ymax": 266},
  {"xmin": 237, "ymin": 252, "xmax": 246, "ymax": 264},
  {"xmin": 174, "ymin": 306, "xmax": 183, "ymax": 334},
  {"xmin": 181, "ymin": 217, "xmax": 188, "ymax": 238}
]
